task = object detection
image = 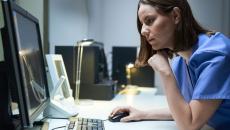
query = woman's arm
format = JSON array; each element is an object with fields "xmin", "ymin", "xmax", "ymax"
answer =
[
  {"xmin": 161, "ymin": 72, "xmax": 221, "ymax": 130},
  {"xmin": 148, "ymin": 51, "xmax": 222, "ymax": 130},
  {"xmin": 141, "ymin": 107, "xmax": 173, "ymax": 120},
  {"xmin": 110, "ymin": 106, "xmax": 172, "ymax": 122}
]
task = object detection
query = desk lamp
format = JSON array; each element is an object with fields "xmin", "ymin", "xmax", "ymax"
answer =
[{"xmin": 75, "ymin": 39, "xmax": 93, "ymax": 103}]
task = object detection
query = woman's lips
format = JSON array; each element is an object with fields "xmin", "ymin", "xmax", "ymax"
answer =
[{"xmin": 148, "ymin": 38, "xmax": 154, "ymax": 43}]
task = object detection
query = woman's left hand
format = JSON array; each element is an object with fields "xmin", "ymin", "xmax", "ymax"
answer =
[{"xmin": 147, "ymin": 50, "xmax": 172, "ymax": 75}]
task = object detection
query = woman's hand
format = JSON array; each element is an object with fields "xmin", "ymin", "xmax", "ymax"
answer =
[
  {"xmin": 110, "ymin": 106, "xmax": 145, "ymax": 122},
  {"xmin": 147, "ymin": 50, "xmax": 172, "ymax": 76}
]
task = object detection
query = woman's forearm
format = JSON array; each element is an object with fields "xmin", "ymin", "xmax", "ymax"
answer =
[
  {"xmin": 160, "ymin": 72, "xmax": 196, "ymax": 130},
  {"xmin": 159, "ymin": 70, "xmax": 221, "ymax": 130},
  {"xmin": 142, "ymin": 107, "xmax": 173, "ymax": 120},
  {"xmin": 146, "ymin": 52, "xmax": 220, "ymax": 130}
]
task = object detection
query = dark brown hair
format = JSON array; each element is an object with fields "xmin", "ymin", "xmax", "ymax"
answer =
[{"xmin": 135, "ymin": 0, "xmax": 209, "ymax": 67}]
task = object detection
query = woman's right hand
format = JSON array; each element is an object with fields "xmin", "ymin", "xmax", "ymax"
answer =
[
  {"xmin": 147, "ymin": 50, "xmax": 172, "ymax": 76},
  {"xmin": 109, "ymin": 106, "xmax": 145, "ymax": 122}
]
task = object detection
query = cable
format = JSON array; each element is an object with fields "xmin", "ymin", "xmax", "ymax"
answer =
[
  {"xmin": 40, "ymin": 113, "xmax": 79, "ymax": 121},
  {"xmin": 40, "ymin": 116, "xmax": 70, "ymax": 121},
  {"xmin": 51, "ymin": 125, "xmax": 66, "ymax": 130},
  {"xmin": 102, "ymin": 119, "xmax": 109, "ymax": 121},
  {"xmin": 47, "ymin": 117, "xmax": 69, "ymax": 120}
]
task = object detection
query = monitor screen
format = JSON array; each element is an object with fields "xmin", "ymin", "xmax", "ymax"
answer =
[
  {"xmin": 13, "ymin": 10, "xmax": 47, "ymax": 117},
  {"xmin": 1, "ymin": 1, "xmax": 49, "ymax": 128}
]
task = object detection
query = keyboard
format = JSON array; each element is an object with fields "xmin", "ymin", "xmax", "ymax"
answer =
[{"xmin": 68, "ymin": 117, "xmax": 104, "ymax": 130}]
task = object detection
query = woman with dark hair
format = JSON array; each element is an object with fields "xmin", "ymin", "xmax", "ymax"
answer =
[{"xmin": 110, "ymin": 0, "xmax": 230, "ymax": 130}]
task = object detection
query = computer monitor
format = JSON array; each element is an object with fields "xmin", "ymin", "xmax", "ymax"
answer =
[{"xmin": 0, "ymin": 0, "xmax": 49, "ymax": 128}]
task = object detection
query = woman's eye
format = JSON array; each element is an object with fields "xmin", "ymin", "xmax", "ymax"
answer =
[{"xmin": 145, "ymin": 17, "xmax": 155, "ymax": 26}]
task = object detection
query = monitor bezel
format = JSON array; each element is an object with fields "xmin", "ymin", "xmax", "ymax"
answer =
[{"xmin": 1, "ymin": 0, "xmax": 49, "ymax": 128}]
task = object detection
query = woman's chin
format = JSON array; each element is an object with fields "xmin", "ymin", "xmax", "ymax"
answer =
[
  {"xmin": 151, "ymin": 46, "xmax": 161, "ymax": 51},
  {"xmin": 150, "ymin": 42, "xmax": 161, "ymax": 50}
]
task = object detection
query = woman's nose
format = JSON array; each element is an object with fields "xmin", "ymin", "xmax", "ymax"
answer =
[{"xmin": 141, "ymin": 25, "xmax": 149, "ymax": 38}]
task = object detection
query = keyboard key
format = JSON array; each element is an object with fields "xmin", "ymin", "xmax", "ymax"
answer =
[
  {"xmin": 68, "ymin": 121, "xmax": 75, "ymax": 129},
  {"xmin": 77, "ymin": 125, "xmax": 81, "ymax": 130},
  {"xmin": 82, "ymin": 126, "xmax": 87, "ymax": 130},
  {"xmin": 87, "ymin": 126, "xmax": 93, "ymax": 130},
  {"xmin": 92, "ymin": 127, "xmax": 98, "ymax": 130},
  {"xmin": 97, "ymin": 127, "xmax": 104, "ymax": 130}
]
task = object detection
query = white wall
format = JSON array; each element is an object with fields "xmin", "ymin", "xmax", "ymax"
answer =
[
  {"xmin": 87, "ymin": 0, "xmax": 103, "ymax": 41},
  {"xmin": 16, "ymin": 0, "xmax": 44, "ymax": 43},
  {"xmin": 87, "ymin": 0, "xmax": 140, "ymax": 76},
  {"xmin": 49, "ymin": 0, "xmax": 88, "ymax": 53},
  {"xmin": 100, "ymin": 0, "xmax": 140, "ymax": 49},
  {"xmin": 222, "ymin": 0, "xmax": 230, "ymax": 36},
  {"xmin": 188, "ymin": 0, "xmax": 230, "ymax": 36}
]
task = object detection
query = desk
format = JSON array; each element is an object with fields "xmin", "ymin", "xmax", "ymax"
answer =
[{"xmin": 48, "ymin": 87, "xmax": 177, "ymax": 130}]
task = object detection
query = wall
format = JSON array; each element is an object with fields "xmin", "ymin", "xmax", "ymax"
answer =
[
  {"xmin": 87, "ymin": 0, "xmax": 103, "ymax": 41},
  {"xmin": 15, "ymin": 0, "xmax": 44, "ymax": 43},
  {"xmin": 87, "ymin": 0, "xmax": 140, "ymax": 77},
  {"xmin": 188, "ymin": 0, "xmax": 230, "ymax": 36},
  {"xmin": 49, "ymin": 0, "xmax": 88, "ymax": 53},
  {"xmin": 222, "ymin": 0, "xmax": 230, "ymax": 36}
]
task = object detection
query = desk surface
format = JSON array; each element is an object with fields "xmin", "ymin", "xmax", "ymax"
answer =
[{"xmin": 48, "ymin": 87, "xmax": 177, "ymax": 130}]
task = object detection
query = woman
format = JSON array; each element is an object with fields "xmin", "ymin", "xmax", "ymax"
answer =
[{"xmin": 110, "ymin": 0, "xmax": 230, "ymax": 130}]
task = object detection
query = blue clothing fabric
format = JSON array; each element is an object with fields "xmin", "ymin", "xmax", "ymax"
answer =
[{"xmin": 171, "ymin": 32, "xmax": 230, "ymax": 130}]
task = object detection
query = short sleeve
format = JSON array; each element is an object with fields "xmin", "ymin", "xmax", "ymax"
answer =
[{"xmin": 190, "ymin": 51, "xmax": 230, "ymax": 100}]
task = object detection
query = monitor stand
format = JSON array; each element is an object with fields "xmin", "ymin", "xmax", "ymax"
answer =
[
  {"xmin": 44, "ymin": 54, "xmax": 79, "ymax": 118},
  {"xmin": 44, "ymin": 76, "xmax": 79, "ymax": 118},
  {"xmin": 24, "ymin": 122, "xmax": 49, "ymax": 130}
]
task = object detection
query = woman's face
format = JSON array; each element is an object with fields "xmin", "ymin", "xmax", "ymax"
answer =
[{"xmin": 138, "ymin": 4, "xmax": 179, "ymax": 50}]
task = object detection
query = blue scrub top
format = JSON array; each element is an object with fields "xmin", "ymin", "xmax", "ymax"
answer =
[{"xmin": 171, "ymin": 32, "xmax": 230, "ymax": 130}]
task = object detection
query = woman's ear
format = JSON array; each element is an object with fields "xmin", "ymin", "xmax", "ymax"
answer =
[{"xmin": 172, "ymin": 7, "xmax": 181, "ymax": 24}]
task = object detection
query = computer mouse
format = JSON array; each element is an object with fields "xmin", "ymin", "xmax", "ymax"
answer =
[{"xmin": 109, "ymin": 112, "xmax": 129, "ymax": 122}]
